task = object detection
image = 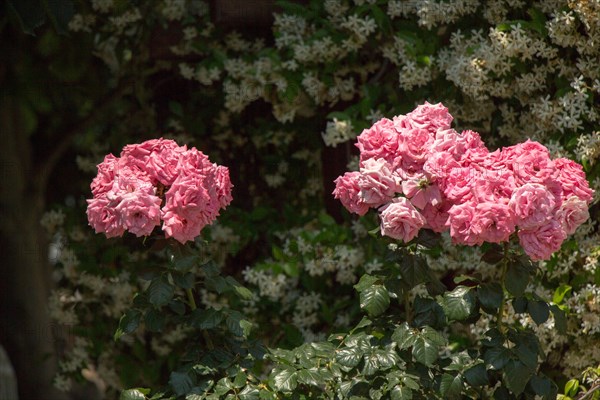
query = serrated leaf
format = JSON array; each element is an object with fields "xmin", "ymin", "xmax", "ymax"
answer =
[
  {"xmin": 172, "ymin": 272, "xmax": 195, "ymax": 289},
  {"xmin": 120, "ymin": 389, "xmax": 147, "ymax": 400},
  {"xmin": 527, "ymin": 300, "xmax": 550, "ymax": 325},
  {"xmin": 191, "ymin": 308, "xmax": 223, "ymax": 329},
  {"xmin": 390, "ymin": 386, "xmax": 413, "ymax": 400},
  {"xmin": 238, "ymin": 385, "xmax": 259, "ymax": 400},
  {"xmin": 421, "ymin": 326, "xmax": 446, "ymax": 346},
  {"xmin": 297, "ymin": 368, "xmax": 323, "ymax": 386},
  {"xmin": 336, "ymin": 347, "xmax": 362, "ymax": 368},
  {"xmin": 443, "ymin": 286, "xmax": 476, "ymax": 321},
  {"xmin": 440, "ymin": 373, "xmax": 463, "ymax": 399},
  {"xmin": 481, "ymin": 244, "xmax": 505, "ymax": 264},
  {"xmin": 354, "ymin": 274, "xmax": 379, "ymax": 292},
  {"xmin": 173, "ymin": 254, "xmax": 199, "ymax": 272},
  {"xmin": 503, "ymin": 360, "xmax": 533, "ymax": 396},
  {"xmin": 412, "ymin": 336, "xmax": 438, "ymax": 366},
  {"xmin": 147, "ymin": 277, "xmax": 174, "ymax": 308},
  {"xmin": 170, "ymin": 371, "xmax": 194, "ymax": 396},
  {"xmin": 530, "ymin": 375, "xmax": 551, "ymax": 396},
  {"xmin": 398, "ymin": 256, "xmax": 429, "ymax": 288},
  {"xmin": 226, "ymin": 311, "xmax": 245, "ymax": 336},
  {"xmin": 114, "ymin": 309, "xmax": 142, "ymax": 341},
  {"xmin": 484, "ymin": 347, "xmax": 510, "ymax": 370},
  {"xmin": 270, "ymin": 367, "xmax": 298, "ymax": 392},
  {"xmin": 351, "ymin": 316, "xmax": 372, "ymax": 333},
  {"xmin": 478, "ymin": 283, "xmax": 503, "ymax": 311},
  {"xmin": 392, "ymin": 322, "xmax": 414, "ymax": 350},
  {"xmin": 505, "ymin": 262, "xmax": 530, "ymax": 297},
  {"xmin": 464, "ymin": 363, "xmax": 489, "ymax": 387},
  {"xmin": 362, "ymin": 353, "xmax": 380, "ymax": 376},
  {"xmin": 360, "ymin": 284, "xmax": 390, "ymax": 317},
  {"xmin": 145, "ymin": 308, "xmax": 166, "ymax": 332}
]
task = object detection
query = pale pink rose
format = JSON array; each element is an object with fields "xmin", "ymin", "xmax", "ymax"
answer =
[
  {"xmin": 379, "ymin": 197, "xmax": 426, "ymax": 242},
  {"xmin": 397, "ymin": 127, "xmax": 434, "ymax": 169},
  {"xmin": 509, "ymin": 183, "xmax": 556, "ymax": 229},
  {"xmin": 423, "ymin": 151, "xmax": 460, "ymax": 180},
  {"xmin": 553, "ymin": 158, "xmax": 594, "ymax": 203},
  {"xmin": 472, "ymin": 169, "xmax": 515, "ymax": 203},
  {"xmin": 146, "ymin": 145, "xmax": 187, "ymax": 186},
  {"xmin": 557, "ymin": 196, "xmax": 590, "ymax": 235},
  {"xmin": 472, "ymin": 202, "xmax": 516, "ymax": 244},
  {"xmin": 86, "ymin": 197, "xmax": 126, "ymax": 238},
  {"xmin": 161, "ymin": 211, "xmax": 207, "ymax": 244},
  {"xmin": 178, "ymin": 147, "xmax": 214, "ymax": 176},
  {"xmin": 422, "ymin": 202, "xmax": 451, "ymax": 233},
  {"xmin": 518, "ymin": 220, "xmax": 567, "ymax": 261},
  {"xmin": 401, "ymin": 176, "xmax": 441, "ymax": 210},
  {"xmin": 503, "ymin": 140, "xmax": 557, "ymax": 185},
  {"xmin": 111, "ymin": 159, "xmax": 155, "ymax": 196},
  {"xmin": 115, "ymin": 192, "xmax": 162, "ymax": 237},
  {"xmin": 394, "ymin": 102, "xmax": 453, "ymax": 134},
  {"xmin": 91, "ymin": 154, "xmax": 119, "ymax": 196},
  {"xmin": 358, "ymin": 158, "xmax": 400, "ymax": 207},
  {"xmin": 446, "ymin": 201, "xmax": 482, "ymax": 246},
  {"xmin": 333, "ymin": 172, "xmax": 370, "ymax": 215},
  {"xmin": 355, "ymin": 118, "xmax": 400, "ymax": 165},
  {"xmin": 430, "ymin": 128, "xmax": 460, "ymax": 154},
  {"xmin": 459, "ymin": 130, "xmax": 489, "ymax": 165}
]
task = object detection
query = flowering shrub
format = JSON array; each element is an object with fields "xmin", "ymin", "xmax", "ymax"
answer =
[
  {"xmin": 86, "ymin": 139, "xmax": 233, "ymax": 243},
  {"xmin": 334, "ymin": 103, "xmax": 593, "ymax": 261}
]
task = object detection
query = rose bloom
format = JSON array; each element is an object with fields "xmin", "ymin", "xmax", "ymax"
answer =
[
  {"xmin": 446, "ymin": 201, "xmax": 481, "ymax": 246},
  {"xmin": 401, "ymin": 175, "xmax": 442, "ymax": 210},
  {"xmin": 441, "ymin": 167, "xmax": 479, "ymax": 203},
  {"xmin": 333, "ymin": 172, "xmax": 370, "ymax": 215},
  {"xmin": 503, "ymin": 140, "xmax": 557, "ymax": 185},
  {"xmin": 86, "ymin": 197, "xmax": 126, "ymax": 238},
  {"xmin": 91, "ymin": 154, "xmax": 118, "ymax": 196},
  {"xmin": 509, "ymin": 183, "xmax": 556, "ymax": 229},
  {"xmin": 422, "ymin": 202, "xmax": 451, "ymax": 233},
  {"xmin": 518, "ymin": 220, "xmax": 567, "ymax": 261},
  {"xmin": 358, "ymin": 158, "xmax": 400, "ymax": 207},
  {"xmin": 557, "ymin": 196, "xmax": 590, "ymax": 235},
  {"xmin": 115, "ymin": 192, "xmax": 162, "ymax": 237},
  {"xmin": 355, "ymin": 118, "xmax": 400, "ymax": 165},
  {"xmin": 379, "ymin": 197, "xmax": 426, "ymax": 242},
  {"xmin": 394, "ymin": 102, "xmax": 453, "ymax": 133},
  {"xmin": 214, "ymin": 165, "xmax": 234, "ymax": 208},
  {"xmin": 472, "ymin": 202, "xmax": 516, "ymax": 244},
  {"xmin": 396, "ymin": 127, "xmax": 434, "ymax": 170},
  {"xmin": 472, "ymin": 169, "xmax": 516, "ymax": 203},
  {"xmin": 553, "ymin": 158, "xmax": 594, "ymax": 203},
  {"xmin": 423, "ymin": 151, "xmax": 460, "ymax": 181}
]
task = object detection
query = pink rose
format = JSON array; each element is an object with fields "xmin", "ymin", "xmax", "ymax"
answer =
[
  {"xmin": 215, "ymin": 165, "xmax": 234, "ymax": 208},
  {"xmin": 503, "ymin": 140, "xmax": 557, "ymax": 185},
  {"xmin": 333, "ymin": 172, "xmax": 370, "ymax": 215},
  {"xmin": 358, "ymin": 158, "xmax": 400, "ymax": 207},
  {"xmin": 115, "ymin": 192, "xmax": 162, "ymax": 237},
  {"xmin": 401, "ymin": 175, "xmax": 442, "ymax": 210},
  {"xmin": 423, "ymin": 151, "xmax": 460, "ymax": 180},
  {"xmin": 146, "ymin": 145, "xmax": 187, "ymax": 186},
  {"xmin": 509, "ymin": 183, "xmax": 556, "ymax": 229},
  {"xmin": 422, "ymin": 202, "xmax": 451, "ymax": 233},
  {"xmin": 161, "ymin": 211, "xmax": 207, "ymax": 244},
  {"xmin": 518, "ymin": 220, "xmax": 567, "ymax": 261},
  {"xmin": 394, "ymin": 101, "xmax": 453, "ymax": 133},
  {"xmin": 86, "ymin": 197, "xmax": 126, "ymax": 238},
  {"xmin": 472, "ymin": 169, "xmax": 515, "ymax": 203},
  {"xmin": 472, "ymin": 202, "xmax": 516, "ymax": 244},
  {"xmin": 446, "ymin": 201, "xmax": 481, "ymax": 246},
  {"xmin": 554, "ymin": 158, "xmax": 594, "ymax": 203},
  {"xmin": 355, "ymin": 118, "xmax": 400, "ymax": 165},
  {"xmin": 396, "ymin": 127, "xmax": 434, "ymax": 170},
  {"xmin": 441, "ymin": 167, "xmax": 479, "ymax": 203},
  {"xmin": 379, "ymin": 197, "xmax": 426, "ymax": 242},
  {"xmin": 557, "ymin": 196, "xmax": 590, "ymax": 235},
  {"xmin": 91, "ymin": 154, "xmax": 118, "ymax": 196}
]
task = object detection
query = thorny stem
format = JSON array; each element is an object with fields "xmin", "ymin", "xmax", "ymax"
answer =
[{"xmin": 497, "ymin": 242, "xmax": 510, "ymax": 333}]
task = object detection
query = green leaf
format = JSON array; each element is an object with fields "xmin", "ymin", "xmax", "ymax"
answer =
[
  {"xmin": 336, "ymin": 347, "xmax": 363, "ymax": 368},
  {"xmin": 7, "ymin": 0, "xmax": 45, "ymax": 35},
  {"xmin": 354, "ymin": 274, "xmax": 379, "ymax": 292},
  {"xmin": 297, "ymin": 368, "xmax": 323, "ymax": 387},
  {"xmin": 147, "ymin": 277, "xmax": 175, "ymax": 308},
  {"xmin": 392, "ymin": 323, "xmax": 417, "ymax": 350},
  {"xmin": 144, "ymin": 308, "xmax": 166, "ymax": 332},
  {"xmin": 530, "ymin": 375, "xmax": 551, "ymax": 396},
  {"xmin": 512, "ymin": 297, "xmax": 528, "ymax": 313},
  {"xmin": 398, "ymin": 256, "xmax": 429, "ymax": 288},
  {"xmin": 270, "ymin": 367, "xmax": 298, "ymax": 392},
  {"xmin": 360, "ymin": 284, "xmax": 390, "ymax": 317},
  {"xmin": 440, "ymin": 373, "xmax": 463, "ymax": 399},
  {"xmin": 421, "ymin": 326, "xmax": 446, "ymax": 346},
  {"xmin": 484, "ymin": 347, "xmax": 510, "ymax": 370},
  {"xmin": 191, "ymin": 308, "xmax": 223, "ymax": 329},
  {"xmin": 114, "ymin": 310, "xmax": 142, "ymax": 341},
  {"xmin": 238, "ymin": 385, "xmax": 260, "ymax": 400},
  {"xmin": 549, "ymin": 305, "xmax": 567, "ymax": 334},
  {"xmin": 442, "ymin": 286, "xmax": 476, "ymax": 321},
  {"xmin": 226, "ymin": 311, "xmax": 247, "ymax": 336},
  {"xmin": 553, "ymin": 284, "xmax": 572, "ymax": 304},
  {"xmin": 527, "ymin": 300, "xmax": 550, "ymax": 325},
  {"xmin": 464, "ymin": 364, "xmax": 489, "ymax": 387},
  {"xmin": 173, "ymin": 254, "xmax": 200, "ymax": 272},
  {"xmin": 226, "ymin": 277, "xmax": 254, "ymax": 300},
  {"xmin": 565, "ymin": 379, "xmax": 579, "ymax": 397},
  {"xmin": 170, "ymin": 371, "xmax": 194, "ymax": 396},
  {"xmin": 351, "ymin": 316, "xmax": 372, "ymax": 333},
  {"xmin": 120, "ymin": 389, "xmax": 148, "ymax": 400},
  {"xmin": 172, "ymin": 272, "xmax": 195, "ymax": 290},
  {"xmin": 503, "ymin": 360, "xmax": 533, "ymax": 396},
  {"xmin": 412, "ymin": 336, "xmax": 438, "ymax": 366},
  {"xmin": 478, "ymin": 283, "xmax": 503, "ymax": 311},
  {"xmin": 505, "ymin": 261, "xmax": 530, "ymax": 297},
  {"xmin": 481, "ymin": 244, "xmax": 505, "ymax": 264},
  {"xmin": 390, "ymin": 386, "xmax": 413, "ymax": 400},
  {"xmin": 233, "ymin": 371, "xmax": 248, "ymax": 388}
]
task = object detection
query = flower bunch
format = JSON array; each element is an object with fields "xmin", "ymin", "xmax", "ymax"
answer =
[
  {"xmin": 86, "ymin": 138, "xmax": 233, "ymax": 243},
  {"xmin": 333, "ymin": 102, "xmax": 593, "ymax": 261}
]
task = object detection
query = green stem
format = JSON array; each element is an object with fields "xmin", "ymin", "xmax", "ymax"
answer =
[
  {"xmin": 186, "ymin": 288, "xmax": 197, "ymax": 310},
  {"xmin": 497, "ymin": 243, "xmax": 510, "ymax": 333},
  {"xmin": 404, "ymin": 291, "xmax": 412, "ymax": 325}
]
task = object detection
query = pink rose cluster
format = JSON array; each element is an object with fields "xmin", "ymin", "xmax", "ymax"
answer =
[
  {"xmin": 86, "ymin": 138, "xmax": 233, "ymax": 244},
  {"xmin": 333, "ymin": 102, "xmax": 594, "ymax": 261}
]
